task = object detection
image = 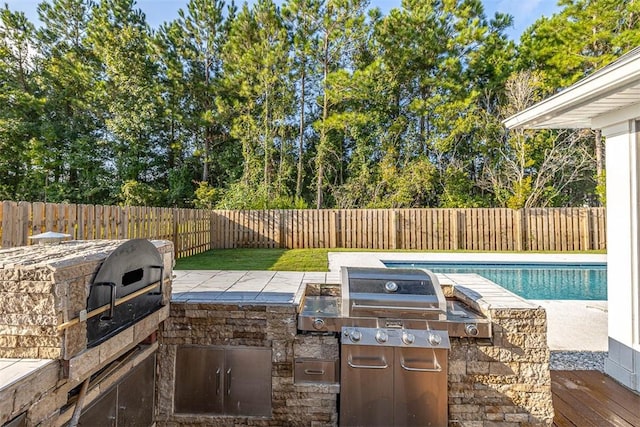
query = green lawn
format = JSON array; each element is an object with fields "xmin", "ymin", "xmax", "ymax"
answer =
[
  {"xmin": 174, "ymin": 248, "xmax": 333, "ymax": 271},
  {"xmin": 174, "ymin": 248, "xmax": 605, "ymax": 272}
]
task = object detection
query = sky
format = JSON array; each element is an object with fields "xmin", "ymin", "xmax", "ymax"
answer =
[{"xmin": 4, "ymin": 0, "xmax": 561, "ymax": 41}]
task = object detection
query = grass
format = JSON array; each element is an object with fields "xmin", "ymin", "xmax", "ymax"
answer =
[
  {"xmin": 174, "ymin": 248, "xmax": 606, "ymax": 272},
  {"xmin": 174, "ymin": 248, "xmax": 332, "ymax": 271}
]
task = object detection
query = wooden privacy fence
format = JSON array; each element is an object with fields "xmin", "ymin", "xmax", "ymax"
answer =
[
  {"xmin": 0, "ymin": 201, "xmax": 606, "ymax": 257},
  {"xmin": 0, "ymin": 201, "xmax": 210, "ymax": 259},
  {"xmin": 211, "ymin": 208, "xmax": 606, "ymax": 251}
]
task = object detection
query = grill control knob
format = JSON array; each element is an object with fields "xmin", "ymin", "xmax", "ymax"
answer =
[
  {"xmin": 428, "ymin": 333, "xmax": 442, "ymax": 346},
  {"xmin": 402, "ymin": 331, "xmax": 415, "ymax": 345},
  {"xmin": 384, "ymin": 281, "xmax": 399, "ymax": 293},
  {"xmin": 465, "ymin": 324, "xmax": 479, "ymax": 337},
  {"xmin": 350, "ymin": 330, "xmax": 362, "ymax": 342},
  {"xmin": 312, "ymin": 318, "xmax": 325, "ymax": 330},
  {"xmin": 375, "ymin": 329, "xmax": 388, "ymax": 343}
]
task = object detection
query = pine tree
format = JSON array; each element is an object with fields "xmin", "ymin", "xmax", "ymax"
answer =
[
  {"xmin": 0, "ymin": 6, "xmax": 42, "ymax": 200},
  {"xmin": 36, "ymin": 0, "xmax": 109, "ymax": 203},
  {"xmin": 87, "ymin": 0, "xmax": 163, "ymax": 203}
]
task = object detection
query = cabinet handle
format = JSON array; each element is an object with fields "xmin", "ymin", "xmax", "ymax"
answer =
[
  {"xmin": 400, "ymin": 353, "xmax": 442, "ymax": 373},
  {"xmin": 304, "ymin": 369, "xmax": 325, "ymax": 375},
  {"xmin": 215, "ymin": 368, "xmax": 221, "ymax": 395},
  {"xmin": 347, "ymin": 356, "xmax": 388, "ymax": 369},
  {"xmin": 226, "ymin": 368, "xmax": 232, "ymax": 395}
]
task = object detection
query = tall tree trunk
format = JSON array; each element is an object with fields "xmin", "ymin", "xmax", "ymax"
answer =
[
  {"xmin": 202, "ymin": 53, "xmax": 211, "ymax": 183},
  {"xmin": 264, "ymin": 88, "xmax": 271, "ymax": 200},
  {"xmin": 296, "ymin": 68, "xmax": 306, "ymax": 199},
  {"xmin": 316, "ymin": 29, "xmax": 330, "ymax": 209}
]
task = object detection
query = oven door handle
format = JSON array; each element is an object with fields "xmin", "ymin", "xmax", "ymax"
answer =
[
  {"xmin": 400, "ymin": 355, "xmax": 442, "ymax": 373},
  {"xmin": 347, "ymin": 356, "xmax": 388, "ymax": 369},
  {"xmin": 93, "ymin": 282, "xmax": 117, "ymax": 320}
]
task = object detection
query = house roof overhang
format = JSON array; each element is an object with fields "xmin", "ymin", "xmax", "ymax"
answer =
[{"xmin": 503, "ymin": 46, "xmax": 640, "ymax": 130}]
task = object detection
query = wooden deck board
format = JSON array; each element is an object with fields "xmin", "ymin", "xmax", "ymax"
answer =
[{"xmin": 552, "ymin": 370, "xmax": 640, "ymax": 427}]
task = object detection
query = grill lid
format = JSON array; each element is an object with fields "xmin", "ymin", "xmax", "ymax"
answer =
[
  {"xmin": 340, "ymin": 267, "xmax": 446, "ymax": 319},
  {"xmin": 86, "ymin": 239, "xmax": 164, "ymax": 347}
]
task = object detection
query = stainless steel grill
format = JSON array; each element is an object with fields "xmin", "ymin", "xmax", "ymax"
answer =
[{"xmin": 297, "ymin": 266, "xmax": 494, "ymax": 427}]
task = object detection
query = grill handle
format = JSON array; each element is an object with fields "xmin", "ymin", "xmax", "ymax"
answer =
[
  {"xmin": 351, "ymin": 303, "xmax": 438, "ymax": 313},
  {"xmin": 347, "ymin": 356, "xmax": 388, "ymax": 369},
  {"xmin": 400, "ymin": 352, "xmax": 442, "ymax": 373},
  {"xmin": 150, "ymin": 265, "xmax": 164, "ymax": 295},
  {"xmin": 93, "ymin": 282, "xmax": 117, "ymax": 320}
]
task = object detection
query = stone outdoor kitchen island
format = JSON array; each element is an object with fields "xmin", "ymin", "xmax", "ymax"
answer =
[
  {"xmin": 0, "ymin": 242, "xmax": 553, "ymax": 426},
  {"xmin": 158, "ymin": 269, "xmax": 554, "ymax": 426}
]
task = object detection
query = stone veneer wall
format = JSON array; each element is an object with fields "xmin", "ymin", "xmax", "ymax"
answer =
[
  {"xmin": 0, "ymin": 240, "xmax": 173, "ymax": 360},
  {"xmin": 0, "ymin": 239, "xmax": 173, "ymax": 426},
  {"xmin": 445, "ymin": 287, "xmax": 554, "ymax": 426},
  {"xmin": 157, "ymin": 302, "xmax": 340, "ymax": 426},
  {"xmin": 0, "ymin": 344, "xmax": 158, "ymax": 426},
  {"xmin": 160, "ymin": 284, "xmax": 553, "ymax": 427}
]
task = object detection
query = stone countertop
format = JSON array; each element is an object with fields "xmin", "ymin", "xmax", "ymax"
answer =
[
  {"xmin": 0, "ymin": 358, "xmax": 59, "ymax": 419},
  {"xmin": 171, "ymin": 270, "xmax": 341, "ymax": 305},
  {"xmin": 0, "ymin": 359, "xmax": 54, "ymax": 390}
]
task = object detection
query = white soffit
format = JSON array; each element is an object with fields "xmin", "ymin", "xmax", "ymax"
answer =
[{"xmin": 503, "ymin": 46, "xmax": 640, "ymax": 129}]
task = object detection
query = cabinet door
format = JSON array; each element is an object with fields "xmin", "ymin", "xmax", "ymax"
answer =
[
  {"xmin": 394, "ymin": 347, "xmax": 448, "ymax": 426},
  {"xmin": 339, "ymin": 345, "xmax": 394, "ymax": 427},
  {"xmin": 117, "ymin": 353, "xmax": 156, "ymax": 426},
  {"xmin": 224, "ymin": 348, "xmax": 272, "ymax": 417},
  {"xmin": 79, "ymin": 387, "xmax": 117, "ymax": 427},
  {"xmin": 174, "ymin": 346, "xmax": 224, "ymax": 414}
]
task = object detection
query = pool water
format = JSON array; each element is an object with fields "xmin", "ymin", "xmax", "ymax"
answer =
[{"xmin": 384, "ymin": 262, "xmax": 607, "ymax": 300}]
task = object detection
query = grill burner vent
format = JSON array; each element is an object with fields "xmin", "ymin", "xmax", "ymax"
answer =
[{"xmin": 86, "ymin": 239, "xmax": 164, "ymax": 347}]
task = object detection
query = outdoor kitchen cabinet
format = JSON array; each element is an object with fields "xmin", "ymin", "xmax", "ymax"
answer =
[
  {"xmin": 78, "ymin": 353, "xmax": 156, "ymax": 427},
  {"xmin": 174, "ymin": 345, "xmax": 272, "ymax": 417}
]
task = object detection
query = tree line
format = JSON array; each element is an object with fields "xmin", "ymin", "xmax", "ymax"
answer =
[{"xmin": 1, "ymin": 0, "xmax": 638, "ymax": 209}]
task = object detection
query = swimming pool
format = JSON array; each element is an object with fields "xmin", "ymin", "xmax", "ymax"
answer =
[{"xmin": 384, "ymin": 261, "xmax": 607, "ymax": 300}]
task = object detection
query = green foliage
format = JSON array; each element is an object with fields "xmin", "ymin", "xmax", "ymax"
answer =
[
  {"xmin": 0, "ymin": 0, "xmax": 626, "ymax": 208},
  {"xmin": 441, "ymin": 166, "xmax": 490, "ymax": 208},
  {"xmin": 595, "ymin": 171, "xmax": 606, "ymax": 206},
  {"xmin": 119, "ymin": 180, "xmax": 166, "ymax": 206},
  {"xmin": 215, "ymin": 181, "xmax": 304, "ymax": 209},
  {"xmin": 193, "ymin": 181, "xmax": 219, "ymax": 209}
]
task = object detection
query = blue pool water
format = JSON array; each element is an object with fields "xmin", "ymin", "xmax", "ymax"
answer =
[{"xmin": 384, "ymin": 261, "xmax": 607, "ymax": 300}]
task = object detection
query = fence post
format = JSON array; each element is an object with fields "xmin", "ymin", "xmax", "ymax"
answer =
[
  {"xmin": 451, "ymin": 210, "xmax": 460, "ymax": 250},
  {"xmin": 208, "ymin": 209, "xmax": 218, "ymax": 250},
  {"xmin": 172, "ymin": 208, "xmax": 179, "ymax": 259},
  {"xmin": 582, "ymin": 209, "xmax": 591, "ymax": 250},
  {"xmin": 514, "ymin": 209, "xmax": 524, "ymax": 251},
  {"xmin": 392, "ymin": 210, "xmax": 399, "ymax": 249}
]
